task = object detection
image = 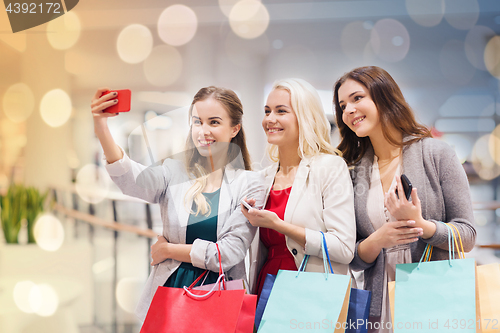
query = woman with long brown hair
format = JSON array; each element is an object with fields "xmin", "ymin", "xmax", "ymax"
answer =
[
  {"xmin": 334, "ymin": 66, "xmax": 476, "ymax": 332},
  {"xmin": 91, "ymin": 86, "xmax": 265, "ymax": 321}
]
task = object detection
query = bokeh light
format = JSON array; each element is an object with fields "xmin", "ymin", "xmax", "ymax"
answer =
[
  {"xmin": 40, "ymin": 89, "xmax": 72, "ymax": 128},
  {"xmin": 229, "ymin": 0, "xmax": 270, "ymax": 39},
  {"xmin": 465, "ymin": 26, "xmax": 495, "ymax": 71},
  {"xmin": 75, "ymin": 164, "xmax": 111, "ymax": 204},
  {"xmin": 489, "ymin": 124, "xmax": 500, "ymax": 166},
  {"xmin": 158, "ymin": 5, "xmax": 198, "ymax": 46},
  {"xmin": 13, "ymin": 281, "xmax": 37, "ymax": 313},
  {"xmin": 34, "ymin": 284, "xmax": 59, "ymax": 317},
  {"xmin": 441, "ymin": 134, "xmax": 472, "ymax": 163},
  {"xmin": 143, "ymin": 45, "xmax": 183, "ymax": 87},
  {"xmin": 341, "ymin": 21, "xmax": 371, "ymax": 58},
  {"xmin": 406, "ymin": 0, "xmax": 444, "ymax": 27},
  {"xmin": 370, "ymin": 19, "xmax": 410, "ymax": 62},
  {"xmin": 117, "ymin": 24, "xmax": 153, "ymax": 64},
  {"xmin": 472, "ymin": 134, "xmax": 500, "ymax": 180},
  {"xmin": 439, "ymin": 40, "xmax": 475, "ymax": 85},
  {"xmin": 116, "ymin": 277, "xmax": 143, "ymax": 313},
  {"xmin": 47, "ymin": 11, "xmax": 81, "ymax": 50},
  {"xmin": 12, "ymin": 281, "xmax": 59, "ymax": 316},
  {"xmin": 2, "ymin": 83, "xmax": 35, "ymax": 123},
  {"xmin": 484, "ymin": 36, "xmax": 500, "ymax": 79},
  {"xmin": 225, "ymin": 31, "xmax": 269, "ymax": 67},
  {"xmin": 34, "ymin": 213, "xmax": 65, "ymax": 252},
  {"xmin": 219, "ymin": 0, "xmax": 259, "ymax": 17},
  {"xmin": 444, "ymin": 0, "xmax": 479, "ymax": 30}
]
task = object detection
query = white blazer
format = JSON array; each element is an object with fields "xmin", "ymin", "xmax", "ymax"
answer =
[
  {"xmin": 106, "ymin": 152, "xmax": 266, "ymax": 321},
  {"xmin": 248, "ymin": 153, "xmax": 356, "ymax": 292}
]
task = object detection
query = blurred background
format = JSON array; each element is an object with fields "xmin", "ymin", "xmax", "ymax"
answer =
[{"xmin": 1, "ymin": 0, "xmax": 500, "ymax": 332}]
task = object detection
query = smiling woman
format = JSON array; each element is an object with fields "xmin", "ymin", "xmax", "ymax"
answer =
[
  {"xmin": 89, "ymin": 86, "xmax": 265, "ymax": 322},
  {"xmin": 333, "ymin": 66, "xmax": 476, "ymax": 332},
  {"xmin": 246, "ymin": 78, "xmax": 356, "ymax": 298}
]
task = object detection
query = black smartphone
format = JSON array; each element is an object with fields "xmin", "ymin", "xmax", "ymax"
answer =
[{"xmin": 396, "ymin": 174, "xmax": 412, "ymax": 200}]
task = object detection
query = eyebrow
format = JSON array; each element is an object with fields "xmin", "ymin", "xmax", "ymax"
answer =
[
  {"xmin": 339, "ymin": 91, "xmax": 362, "ymax": 104},
  {"xmin": 264, "ymin": 104, "xmax": 290, "ymax": 109},
  {"xmin": 192, "ymin": 116, "xmax": 223, "ymax": 120}
]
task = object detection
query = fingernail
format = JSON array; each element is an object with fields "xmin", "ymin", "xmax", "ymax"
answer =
[
  {"xmin": 114, "ymin": 99, "xmax": 118, "ymax": 103},
  {"xmin": 408, "ymin": 220, "xmax": 415, "ymax": 224},
  {"xmin": 115, "ymin": 113, "xmax": 119, "ymax": 115},
  {"xmin": 113, "ymin": 92, "xmax": 117, "ymax": 96}
]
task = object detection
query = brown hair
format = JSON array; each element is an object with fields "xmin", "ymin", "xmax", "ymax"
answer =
[
  {"xmin": 333, "ymin": 66, "xmax": 431, "ymax": 165},
  {"xmin": 184, "ymin": 86, "xmax": 251, "ymax": 215}
]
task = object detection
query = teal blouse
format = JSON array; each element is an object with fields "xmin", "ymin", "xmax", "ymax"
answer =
[{"xmin": 163, "ymin": 188, "xmax": 220, "ymax": 288}]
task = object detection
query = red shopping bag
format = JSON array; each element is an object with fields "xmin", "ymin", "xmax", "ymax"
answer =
[{"xmin": 140, "ymin": 244, "xmax": 256, "ymax": 333}]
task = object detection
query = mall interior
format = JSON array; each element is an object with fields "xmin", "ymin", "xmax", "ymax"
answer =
[{"xmin": 0, "ymin": 0, "xmax": 500, "ymax": 332}]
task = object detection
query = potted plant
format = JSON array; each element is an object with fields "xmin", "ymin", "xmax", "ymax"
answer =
[
  {"xmin": 0, "ymin": 184, "xmax": 27, "ymax": 243},
  {"xmin": 25, "ymin": 186, "xmax": 48, "ymax": 243},
  {"xmin": 0, "ymin": 185, "xmax": 47, "ymax": 244}
]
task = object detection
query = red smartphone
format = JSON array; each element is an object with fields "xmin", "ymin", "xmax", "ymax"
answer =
[{"xmin": 101, "ymin": 89, "xmax": 131, "ymax": 113}]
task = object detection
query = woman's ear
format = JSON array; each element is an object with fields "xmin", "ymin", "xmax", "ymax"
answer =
[{"xmin": 231, "ymin": 124, "xmax": 241, "ymax": 138}]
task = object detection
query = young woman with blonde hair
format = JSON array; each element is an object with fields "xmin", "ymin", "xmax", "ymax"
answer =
[
  {"xmin": 245, "ymin": 78, "xmax": 356, "ymax": 297},
  {"xmin": 91, "ymin": 86, "xmax": 265, "ymax": 321}
]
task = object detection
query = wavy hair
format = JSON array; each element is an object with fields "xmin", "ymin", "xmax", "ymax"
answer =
[
  {"xmin": 266, "ymin": 78, "xmax": 337, "ymax": 162},
  {"xmin": 333, "ymin": 66, "xmax": 431, "ymax": 165},
  {"xmin": 184, "ymin": 86, "xmax": 251, "ymax": 216}
]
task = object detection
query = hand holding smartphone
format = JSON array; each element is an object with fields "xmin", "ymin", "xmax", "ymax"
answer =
[
  {"xmin": 101, "ymin": 89, "xmax": 131, "ymax": 113},
  {"xmin": 396, "ymin": 174, "xmax": 412, "ymax": 200},
  {"xmin": 240, "ymin": 199, "xmax": 255, "ymax": 211}
]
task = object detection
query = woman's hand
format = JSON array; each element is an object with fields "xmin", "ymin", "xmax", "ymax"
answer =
[
  {"xmin": 151, "ymin": 235, "xmax": 169, "ymax": 266},
  {"xmin": 372, "ymin": 220, "xmax": 423, "ymax": 249},
  {"xmin": 357, "ymin": 219, "xmax": 423, "ymax": 264},
  {"xmin": 241, "ymin": 198, "xmax": 280, "ymax": 229},
  {"xmin": 241, "ymin": 197, "xmax": 306, "ymax": 247},
  {"xmin": 385, "ymin": 177, "xmax": 436, "ymax": 239},
  {"xmin": 90, "ymin": 87, "xmax": 124, "ymax": 163},
  {"xmin": 384, "ymin": 176, "xmax": 423, "ymax": 222},
  {"xmin": 91, "ymin": 87, "xmax": 120, "ymax": 129}
]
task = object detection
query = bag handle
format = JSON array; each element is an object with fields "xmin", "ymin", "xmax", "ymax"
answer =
[
  {"xmin": 448, "ymin": 224, "xmax": 465, "ymax": 259},
  {"xmin": 183, "ymin": 243, "xmax": 226, "ymax": 298},
  {"xmin": 296, "ymin": 231, "xmax": 332, "ymax": 280},
  {"xmin": 417, "ymin": 223, "xmax": 466, "ymax": 270}
]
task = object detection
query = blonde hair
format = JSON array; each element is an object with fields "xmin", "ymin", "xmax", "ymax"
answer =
[
  {"xmin": 266, "ymin": 78, "xmax": 337, "ymax": 162},
  {"xmin": 184, "ymin": 86, "xmax": 251, "ymax": 216}
]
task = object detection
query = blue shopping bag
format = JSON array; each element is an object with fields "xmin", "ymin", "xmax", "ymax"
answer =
[
  {"xmin": 258, "ymin": 232, "xmax": 351, "ymax": 332},
  {"xmin": 345, "ymin": 283, "xmax": 372, "ymax": 333},
  {"xmin": 254, "ymin": 274, "xmax": 276, "ymax": 329},
  {"xmin": 394, "ymin": 224, "xmax": 478, "ymax": 333},
  {"xmin": 320, "ymin": 233, "xmax": 371, "ymax": 333}
]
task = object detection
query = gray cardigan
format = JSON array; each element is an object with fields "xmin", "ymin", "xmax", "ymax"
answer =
[
  {"xmin": 350, "ymin": 137, "xmax": 476, "ymax": 317},
  {"xmin": 105, "ymin": 151, "xmax": 266, "ymax": 321}
]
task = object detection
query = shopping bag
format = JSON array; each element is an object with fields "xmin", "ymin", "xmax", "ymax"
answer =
[
  {"xmin": 193, "ymin": 278, "xmax": 246, "ymax": 292},
  {"xmin": 319, "ymin": 232, "xmax": 371, "ymax": 333},
  {"xmin": 140, "ymin": 244, "xmax": 256, "ymax": 333},
  {"xmin": 258, "ymin": 232, "xmax": 351, "ymax": 333},
  {"xmin": 476, "ymin": 263, "xmax": 500, "ymax": 332},
  {"xmin": 254, "ymin": 274, "xmax": 276, "ymax": 329},
  {"xmin": 345, "ymin": 287, "xmax": 372, "ymax": 333},
  {"xmin": 393, "ymin": 223, "xmax": 478, "ymax": 333}
]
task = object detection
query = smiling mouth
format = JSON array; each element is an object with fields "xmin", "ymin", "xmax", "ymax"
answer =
[
  {"xmin": 352, "ymin": 116, "xmax": 365, "ymax": 126},
  {"xmin": 198, "ymin": 139, "xmax": 215, "ymax": 146},
  {"xmin": 267, "ymin": 128, "xmax": 283, "ymax": 133}
]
